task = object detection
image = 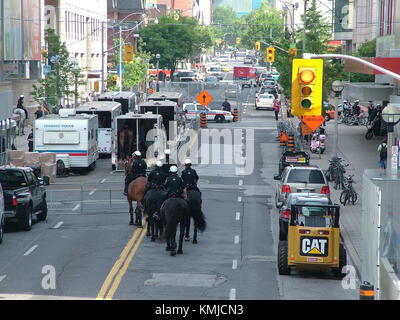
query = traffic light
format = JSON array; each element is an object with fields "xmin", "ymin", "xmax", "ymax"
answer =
[
  {"xmin": 265, "ymin": 47, "xmax": 275, "ymax": 63},
  {"xmin": 288, "ymin": 48, "xmax": 298, "ymax": 56},
  {"xmin": 41, "ymin": 48, "xmax": 48, "ymax": 64},
  {"xmin": 124, "ymin": 45, "xmax": 134, "ymax": 63},
  {"xmin": 112, "ymin": 75, "xmax": 118, "ymax": 86},
  {"xmin": 236, "ymin": 37, "xmax": 241, "ymax": 44},
  {"xmin": 291, "ymin": 59, "xmax": 324, "ymax": 117},
  {"xmin": 255, "ymin": 41, "xmax": 261, "ymax": 51}
]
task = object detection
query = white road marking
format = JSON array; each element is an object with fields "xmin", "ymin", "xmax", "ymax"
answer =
[
  {"xmin": 89, "ymin": 189, "xmax": 97, "ymax": 196},
  {"xmin": 53, "ymin": 221, "xmax": 63, "ymax": 229},
  {"xmin": 101, "ymin": 178, "xmax": 107, "ymax": 184},
  {"xmin": 72, "ymin": 204, "xmax": 80, "ymax": 212},
  {"xmin": 238, "ymin": 179, "xmax": 243, "ymax": 186},
  {"xmin": 0, "ymin": 275, "xmax": 6, "ymax": 283},
  {"xmin": 232, "ymin": 260, "xmax": 237, "ymax": 270},
  {"xmin": 237, "ymin": 196, "xmax": 242, "ymax": 202},
  {"xmin": 229, "ymin": 288, "xmax": 236, "ymax": 300},
  {"xmin": 234, "ymin": 235, "xmax": 240, "ymax": 244},
  {"xmin": 23, "ymin": 245, "xmax": 38, "ymax": 256},
  {"xmin": 236, "ymin": 212, "xmax": 241, "ymax": 220}
]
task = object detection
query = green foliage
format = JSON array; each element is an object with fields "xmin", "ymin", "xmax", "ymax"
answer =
[
  {"xmin": 348, "ymin": 39, "xmax": 376, "ymax": 82},
  {"xmin": 212, "ymin": 7, "xmax": 240, "ymax": 46},
  {"xmin": 139, "ymin": 14, "xmax": 213, "ymax": 73},
  {"xmin": 31, "ymin": 28, "xmax": 85, "ymax": 109}
]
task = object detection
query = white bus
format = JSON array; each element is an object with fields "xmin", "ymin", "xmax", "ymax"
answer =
[
  {"xmin": 34, "ymin": 109, "xmax": 99, "ymax": 173},
  {"xmin": 75, "ymin": 101, "xmax": 122, "ymax": 157}
]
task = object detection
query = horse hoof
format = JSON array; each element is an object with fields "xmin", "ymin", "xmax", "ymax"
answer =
[
  {"xmin": 193, "ymin": 240, "xmax": 198, "ymax": 244},
  {"xmin": 184, "ymin": 237, "xmax": 190, "ymax": 241},
  {"xmin": 170, "ymin": 250, "xmax": 176, "ymax": 256},
  {"xmin": 171, "ymin": 244, "xmax": 177, "ymax": 250},
  {"xmin": 151, "ymin": 237, "xmax": 156, "ymax": 242},
  {"xmin": 129, "ymin": 221, "xmax": 134, "ymax": 225},
  {"xmin": 177, "ymin": 250, "xmax": 183, "ymax": 254}
]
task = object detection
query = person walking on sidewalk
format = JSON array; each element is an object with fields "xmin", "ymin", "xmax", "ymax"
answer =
[
  {"xmin": 27, "ymin": 129, "xmax": 34, "ymax": 152},
  {"xmin": 273, "ymin": 99, "xmax": 281, "ymax": 121},
  {"xmin": 34, "ymin": 106, "xmax": 44, "ymax": 119},
  {"xmin": 378, "ymin": 139, "xmax": 388, "ymax": 171}
]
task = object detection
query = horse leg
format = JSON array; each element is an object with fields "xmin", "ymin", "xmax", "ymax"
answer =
[
  {"xmin": 184, "ymin": 216, "xmax": 191, "ymax": 241},
  {"xmin": 177, "ymin": 221, "xmax": 185, "ymax": 255},
  {"xmin": 135, "ymin": 203, "xmax": 143, "ymax": 228},
  {"xmin": 128, "ymin": 201, "xmax": 134, "ymax": 225},
  {"xmin": 193, "ymin": 224, "xmax": 198, "ymax": 244}
]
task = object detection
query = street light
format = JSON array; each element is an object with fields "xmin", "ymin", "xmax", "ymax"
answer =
[
  {"xmin": 381, "ymin": 105, "xmax": 400, "ymax": 175},
  {"xmin": 331, "ymin": 80, "xmax": 344, "ymax": 158},
  {"xmin": 155, "ymin": 53, "xmax": 160, "ymax": 92}
]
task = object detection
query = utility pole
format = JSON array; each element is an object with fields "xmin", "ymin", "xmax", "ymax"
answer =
[
  {"xmin": 101, "ymin": 21, "xmax": 105, "ymax": 93},
  {"xmin": 303, "ymin": 0, "xmax": 308, "ymax": 53}
]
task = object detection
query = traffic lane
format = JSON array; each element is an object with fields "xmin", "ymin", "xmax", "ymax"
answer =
[
  {"xmin": 0, "ymin": 212, "xmax": 136, "ymax": 298},
  {"xmin": 260, "ymin": 140, "xmax": 358, "ymax": 299},
  {"xmin": 112, "ymin": 188, "xmax": 243, "ymax": 300}
]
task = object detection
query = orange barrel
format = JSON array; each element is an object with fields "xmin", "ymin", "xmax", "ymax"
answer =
[
  {"xmin": 360, "ymin": 282, "xmax": 374, "ymax": 300},
  {"xmin": 280, "ymin": 131, "xmax": 287, "ymax": 146},
  {"xmin": 233, "ymin": 108, "xmax": 239, "ymax": 122},
  {"xmin": 287, "ymin": 135, "xmax": 295, "ymax": 151},
  {"xmin": 200, "ymin": 112, "xmax": 208, "ymax": 128}
]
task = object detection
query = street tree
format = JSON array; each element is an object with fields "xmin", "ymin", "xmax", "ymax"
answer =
[
  {"xmin": 139, "ymin": 14, "xmax": 213, "ymax": 75},
  {"xmin": 31, "ymin": 28, "xmax": 86, "ymax": 110},
  {"xmin": 212, "ymin": 6, "xmax": 239, "ymax": 46},
  {"xmin": 349, "ymin": 39, "xmax": 376, "ymax": 82}
]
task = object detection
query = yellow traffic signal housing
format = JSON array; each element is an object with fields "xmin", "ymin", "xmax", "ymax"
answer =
[
  {"xmin": 288, "ymin": 48, "xmax": 298, "ymax": 56},
  {"xmin": 291, "ymin": 59, "xmax": 324, "ymax": 117},
  {"xmin": 124, "ymin": 45, "xmax": 134, "ymax": 63},
  {"xmin": 255, "ymin": 41, "xmax": 261, "ymax": 51},
  {"xmin": 266, "ymin": 47, "xmax": 275, "ymax": 63},
  {"xmin": 236, "ymin": 37, "xmax": 241, "ymax": 44},
  {"xmin": 41, "ymin": 48, "xmax": 48, "ymax": 64},
  {"xmin": 112, "ymin": 75, "xmax": 118, "ymax": 86}
]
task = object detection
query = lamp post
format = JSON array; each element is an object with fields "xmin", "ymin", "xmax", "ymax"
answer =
[
  {"xmin": 381, "ymin": 105, "xmax": 400, "ymax": 176},
  {"xmin": 331, "ymin": 80, "xmax": 344, "ymax": 158},
  {"xmin": 156, "ymin": 53, "xmax": 160, "ymax": 92}
]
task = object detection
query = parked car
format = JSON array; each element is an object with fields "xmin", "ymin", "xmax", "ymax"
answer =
[
  {"xmin": 204, "ymin": 76, "xmax": 219, "ymax": 88},
  {"xmin": 278, "ymin": 193, "xmax": 333, "ymax": 240},
  {"xmin": 255, "ymin": 93, "xmax": 275, "ymax": 110},
  {"xmin": 183, "ymin": 103, "xmax": 234, "ymax": 123},
  {"xmin": 0, "ymin": 167, "xmax": 47, "ymax": 231},
  {"xmin": 244, "ymin": 56, "xmax": 253, "ymax": 64},
  {"xmin": 274, "ymin": 166, "xmax": 330, "ymax": 208}
]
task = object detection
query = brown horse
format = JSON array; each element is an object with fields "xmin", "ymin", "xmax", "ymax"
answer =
[
  {"xmin": 119, "ymin": 125, "xmax": 135, "ymax": 161},
  {"xmin": 125, "ymin": 158, "xmax": 148, "ymax": 226}
]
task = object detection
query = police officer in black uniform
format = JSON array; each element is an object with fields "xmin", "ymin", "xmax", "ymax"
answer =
[
  {"xmin": 141, "ymin": 161, "xmax": 167, "ymax": 202},
  {"xmin": 165, "ymin": 166, "xmax": 185, "ymax": 198},
  {"xmin": 124, "ymin": 151, "xmax": 147, "ymax": 196},
  {"xmin": 222, "ymin": 98, "xmax": 231, "ymax": 112},
  {"xmin": 181, "ymin": 159, "xmax": 200, "ymax": 192}
]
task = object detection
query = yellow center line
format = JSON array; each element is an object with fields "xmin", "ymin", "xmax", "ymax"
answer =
[
  {"xmin": 104, "ymin": 225, "xmax": 148, "ymax": 300},
  {"xmin": 96, "ymin": 225, "xmax": 143, "ymax": 300}
]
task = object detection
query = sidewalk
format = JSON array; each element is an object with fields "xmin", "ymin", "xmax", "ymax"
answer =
[
  {"xmin": 302, "ymin": 119, "xmax": 381, "ymax": 277},
  {"xmin": 14, "ymin": 124, "xmax": 32, "ymax": 152}
]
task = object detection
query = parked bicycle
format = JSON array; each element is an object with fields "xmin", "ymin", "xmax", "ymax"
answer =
[
  {"xmin": 325, "ymin": 157, "xmax": 348, "ymax": 190},
  {"xmin": 339, "ymin": 175, "xmax": 358, "ymax": 206}
]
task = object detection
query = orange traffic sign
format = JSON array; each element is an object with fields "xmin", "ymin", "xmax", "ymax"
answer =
[
  {"xmin": 301, "ymin": 115, "xmax": 325, "ymax": 131},
  {"xmin": 196, "ymin": 90, "xmax": 213, "ymax": 107},
  {"xmin": 301, "ymin": 123, "xmax": 313, "ymax": 136}
]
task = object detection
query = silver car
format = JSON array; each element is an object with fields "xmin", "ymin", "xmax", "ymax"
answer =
[{"xmin": 274, "ymin": 166, "xmax": 330, "ymax": 207}]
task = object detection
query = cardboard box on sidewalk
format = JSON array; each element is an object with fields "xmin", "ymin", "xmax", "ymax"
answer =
[
  {"xmin": 39, "ymin": 152, "xmax": 56, "ymax": 164},
  {"xmin": 8, "ymin": 150, "xmax": 25, "ymax": 161},
  {"xmin": 24, "ymin": 152, "xmax": 41, "ymax": 166},
  {"xmin": 41, "ymin": 163, "xmax": 56, "ymax": 183}
]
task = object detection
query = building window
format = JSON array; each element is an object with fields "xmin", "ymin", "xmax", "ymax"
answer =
[{"xmin": 379, "ymin": 0, "xmax": 394, "ymax": 36}]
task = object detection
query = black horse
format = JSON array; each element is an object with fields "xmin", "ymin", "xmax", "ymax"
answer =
[
  {"xmin": 160, "ymin": 197, "xmax": 206, "ymax": 256},
  {"xmin": 143, "ymin": 188, "xmax": 167, "ymax": 241},
  {"xmin": 185, "ymin": 189, "xmax": 205, "ymax": 244}
]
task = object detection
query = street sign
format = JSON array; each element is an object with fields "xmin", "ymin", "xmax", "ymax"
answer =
[
  {"xmin": 301, "ymin": 115, "xmax": 325, "ymax": 131},
  {"xmin": 196, "ymin": 90, "xmax": 213, "ymax": 107},
  {"xmin": 116, "ymin": 64, "xmax": 125, "ymax": 75}
]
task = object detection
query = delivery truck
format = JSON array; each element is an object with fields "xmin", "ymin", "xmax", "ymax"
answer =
[
  {"xmin": 34, "ymin": 109, "xmax": 99, "ymax": 173},
  {"xmin": 233, "ymin": 66, "xmax": 257, "ymax": 88},
  {"xmin": 75, "ymin": 101, "xmax": 122, "ymax": 158},
  {"xmin": 114, "ymin": 113, "xmax": 164, "ymax": 170}
]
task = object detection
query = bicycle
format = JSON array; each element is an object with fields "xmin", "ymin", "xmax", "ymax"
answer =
[
  {"xmin": 340, "ymin": 175, "xmax": 358, "ymax": 206},
  {"xmin": 325, "ymin": 157, "xmax": 348, "ymax": 190}
]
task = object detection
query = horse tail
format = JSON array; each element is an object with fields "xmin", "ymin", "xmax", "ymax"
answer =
[
  {"xmin": 165, "ymin": 212, "xmax": 178, "ymax": 241},
  {"xmin": 190, "ymin": 191, "xmax": 206, "ymax": 232}
]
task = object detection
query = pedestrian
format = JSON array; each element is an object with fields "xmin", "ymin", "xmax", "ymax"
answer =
[
  {"xmin": 27, "ymin": 129, "xmax": 34, "ymax": 152},
  {"xmin": 273, "ymin": 99, "xmax": 281, "ymax": 121},
  {"xmin": 378, "ymin": 139, "xmax": 388, "ymax": 171},
  {"xmin": 222, "ymin": 98, "xmax": 231, "ymax": 112},
  {"xmin": 34, "ymin": 105, "xmax": 44, "ymax": 119}
]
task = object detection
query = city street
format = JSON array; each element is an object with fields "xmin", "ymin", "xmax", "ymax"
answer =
[{"xmin": 0, "ymin": 62, "xmax": 357, "ymax": 300}]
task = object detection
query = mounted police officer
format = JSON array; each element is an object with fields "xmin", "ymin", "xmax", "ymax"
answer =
[
  {"xmin": 165, "ymin": 165, "xmax": 185, "ymax": 199},
  {"xmin": 124, "ymin": 151, "xmax": 147, "ymax": 196},
  {"xmin": 181, "ymin": 159, "xmax": 200, "ymax": 192},
  {"xmin": 141, "ymin": 161, "xmax": 167, "ymax": 202}
]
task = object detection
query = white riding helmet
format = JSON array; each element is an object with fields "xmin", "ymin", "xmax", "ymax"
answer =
[
  {"xmin": 184, "ymin": 159, "xmax": 192, "ymax": 165},
  {"xmin": 169, "ymin": 166, "xmax": 178, "ymax": 173},
  {"xmin": 20, "ymin": 95, "xmax": 24, "ymax": 98},
  {"xmin": 156, "ymin": 161, "xmax": 163, "ymax": 168},
  {"xmin": 133, "ymin": 151, "xmax": 141, "ymax": 157}
]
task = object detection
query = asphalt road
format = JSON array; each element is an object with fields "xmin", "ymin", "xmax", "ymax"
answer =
[{"xmin": 0, "ymin": 60, "xmax": 357, "ymax": 300}]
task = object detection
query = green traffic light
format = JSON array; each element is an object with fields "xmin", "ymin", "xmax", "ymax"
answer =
[{"xmin": 301, "ymin": 99, "xmax": 312, "ymax": 108}]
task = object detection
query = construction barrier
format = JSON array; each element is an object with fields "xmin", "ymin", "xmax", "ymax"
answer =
[
  {"xmin": 359, "ymin": 282, "xmax": 374, "ymax": 300},
  {"xmin": 280, "ymin": 130, "xmax": 288, "ymax": 147},
  {"xmin": 233, "ymin": 108, "xmax": 239, "ymax": 122},
  {"xmin": 200, "ymin": 112, "xmax": 207, "ymax": 128},
  {"xmin": 287, "ymin": 135, "xmax": 295, "ymax": 151}
]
